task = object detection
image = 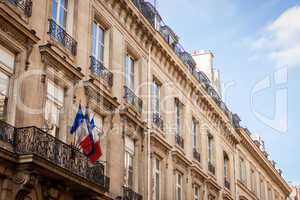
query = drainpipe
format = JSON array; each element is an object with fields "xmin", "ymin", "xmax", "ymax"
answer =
[{"xmin": 147, "ymin": 44, "xmax": 152, "ymax": 200}]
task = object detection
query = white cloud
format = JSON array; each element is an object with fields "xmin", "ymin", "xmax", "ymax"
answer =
[{"xmin": 252, "ymin": 5, "xmax": 300, "ymax": 68}]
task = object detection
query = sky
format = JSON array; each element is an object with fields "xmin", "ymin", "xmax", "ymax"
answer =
[{"xmin": 155, "ymin": 0, "xmax": 300, "ymax": 184}]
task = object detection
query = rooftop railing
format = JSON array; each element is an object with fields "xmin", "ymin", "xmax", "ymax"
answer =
[
  {"xmin": 7, "ymin": 0, "xmax": 32, "ymax": 17},
  {"xmin": 48, "ymin": 19, "xmax": 77, "ymax": 56}
]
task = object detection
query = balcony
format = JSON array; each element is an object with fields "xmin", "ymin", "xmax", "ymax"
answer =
[
  {"xmin": 175, "ymin": 134, "xmax": 184, "ymax": 149},
  {"xmin": 123, "ymin": 186, "xmax": 143, "ymax": 200},
  {"xmin": 48, "ymin": 19, "xmax": 77, "ymax": 56},
  {"xmin": 152, "ymin": 113, "xmax": 164, "ymax": 131},
  {"xmin": 193, "ymin": 148, "xmax": 201, "ymax": 163},
  {"xmin": 208, "ymin": 162, "xmax": 215, "ymax": 175},
  {"xmin": 0, "ymin": 120, "xmax": 110, "ymax": 192},
  {"xmin": 224, "ymin": 179, "xmax": 230, "ymax": 190},
  {"xmin": 90, "ymin": 56, "xmax": 113, "ymax": 88},
  {"xmin": 6, "ymin": 0, "xmax": 32, "ymax": 17},
  {"xmin": 124, "ymin": 86, "xmax": 143, "ymax": 113}
]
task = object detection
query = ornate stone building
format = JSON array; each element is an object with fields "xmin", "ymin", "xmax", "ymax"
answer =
[{"xmin": 0, "ymin": 0, "xmax": 291, "ymax": 200}]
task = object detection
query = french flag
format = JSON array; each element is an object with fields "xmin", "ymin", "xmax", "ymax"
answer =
[
  {"xmin": 70, "ymin": 105, "xmax": 102, "ymax": 163},
  {"xmin": 88, "ymin": 117, "xmax": 103, "ymax": 163}
]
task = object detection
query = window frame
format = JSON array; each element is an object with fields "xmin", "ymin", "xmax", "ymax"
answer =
[
  {"xmin": 175, "ymin": 98, "xmax": 182, "ymax": 136},
  {"xmin": 92, "ymin": 21, "xmax": 105, "ymax": 65},
  {"xmin": 153, "ymin": 157, "xmax": 161, "ymax": 200},
  {"xmin": 208, "ymin": 133, "xmax": 214, "ymax": 164},
  {"xmin": 125, "ymin": 54, "xmax": 135, "ymax": 91},
  {"xmin": 176, "ymin": 173, "xmax": 183, "ymax": 200},
  {"xmin": 194, "ymin": 185, "xmax": 200, "ymax": 200},
  {"xmin": 52, "ymin": 0, "xmax": 69, "ymax": 29},
  {"xmin": 44, "ymin": 79, "xmax": 65, "ymax": 137},
  {"xmin": 192, "ymin": 118, "xmax": 197, "ymax": 149},
  {"xmin": 152, "ymin": 79, "xmax": 161, "ymax": 115}
]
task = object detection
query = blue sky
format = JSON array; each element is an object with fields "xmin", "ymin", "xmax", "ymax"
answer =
[{"xmin": 156, "ymin": 0, "xmax": 300, "ymax": 183}]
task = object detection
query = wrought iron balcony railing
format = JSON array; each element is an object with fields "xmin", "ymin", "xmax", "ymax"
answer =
[
  {"xmin": 152, "ymin": 113, "xmax": 164, "ymax": 131},
  {"xmin": 90, "ymin": 56, "xmax": 113, "ymax": 88},
  {"xmin": 224, "ymin": 179, "xmax": 230, "ymax": 190},
  {"xmin": 208, "ymin": 161, "xmax": 216, "ymax": 175},
  {"xmin": 48, "ymin": 19, "xmax": 77, "ymax": 56},
  {"xmin": 7, "ymin": 0, "xmax": 32, "ymax": 17},
  {"xmin": 193, "ymin": 148, "xmax": 201, "ymax": 163},
  {"xmin": 123, "ymin": 186, "xmax": 143, "ymax": 200},
  {"xmin": 175, "ymin": 134, "xmax": 184, "ymax": 149},
  {"xmin": 124, "ymin": 86, "xmax": 143, "ymax": 113},
  {"xmin": 0, "ymin": 122, "xmax": 110, "ymax": 192}
]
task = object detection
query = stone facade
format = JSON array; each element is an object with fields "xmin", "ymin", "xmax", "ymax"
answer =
[{"xmin": 0, "ymin": 0, "xmax": 291, "ymax": 200}]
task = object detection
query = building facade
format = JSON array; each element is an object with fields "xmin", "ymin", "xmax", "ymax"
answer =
[{"xmin": 0, "ymin": 0, "xmax": 291, "ymax": 200}]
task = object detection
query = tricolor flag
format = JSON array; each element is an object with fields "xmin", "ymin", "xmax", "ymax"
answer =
[
  {"xmin": 70, "ymin": 105, "xmax": 103, "ymax": 163},
  {"xmin": 88, "ymin": 117, "xmax": 103, "ymax": 163}
]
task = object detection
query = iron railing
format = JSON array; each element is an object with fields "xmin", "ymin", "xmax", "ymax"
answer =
[
  {"xmin": 0, "ymin": 123, "xmax": 110, "ymax": 192},
  {"xmin": 224, "ymin": 179, "xmax": 230, "ymax": 190},
  {"xmin": 193, "ymin": 148, "xmax": 201, "ymax": 163},
  {"xmin": 124, "ymin": 86, "xmax": 143, "ymax": 113},
  {"xmin": 90, "ymin": 56, "xmax": 113, "ymax": 88},
  {"xmin": 123, "ymin": 186, "xmax": 143, "ymax": 200},
  {"xmin": 208, "ymin": 162, "xmax": 215, "ymax": 175},
  {"xmin": 175, "ymin": 134, "xmax": 184, "ymax": 149},
  {"xmin": 152, "ymin": 113, "xmax": 164, "ymax": 131},
  {"xmin": 48, "ymin": 19, "xmax": 77, "ymax": 56},
  {"xmin": 0, "ymin": 120, "xmax": 14, "ymax": 145},
  {"xmin": 7, "ymin": 0, "xmax": 32, "ymax": 17}
]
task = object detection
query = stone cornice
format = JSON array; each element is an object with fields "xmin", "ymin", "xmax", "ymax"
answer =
[
  {"xmin": 237, "ymin": 180, "xmax": 258, "ymax": 200},
  {"xmin": 237, "ymin": 128, "xmax": 291, "ymax": 196},
  {"xmin": 0, "ymin": 4, "xmax": 39, "ymax": 46},
  {"xmin": 39, "ymin": 44, "xmax": 84, "ymax": 81},
  {"xmin": 171, "ymin": 149, "xmax": 193, "ymax": 169},
  {"xmin": 150, "ymin": 130, "xmax": 172, "ymax": 154},
  {"xmin": 84, "ymin": 80, "xmax": 120, "ymax": 112}
]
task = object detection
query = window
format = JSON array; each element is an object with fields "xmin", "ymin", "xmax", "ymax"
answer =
[
  {"xmin": 90, "ymin": 112, "xmax": 104, "ymax": 136},
  {"xmin": 224, "ymin": 153, "xmax": 230, "ymax": 182},
  {"xmin": 176, "ymin": 173, "xmax": 183, "ymax": 200},
  {"xmin": 194, "ymin": 185, "xmax": 200, "ymax": 200},
  {"xmin": 268, "ymin": 187, "xmax": 273, "ymax": 200},
  {"xmin": 152, "ymin": 80, "xmax": 161, "ymax": 115},
  {"xmin": 0, "ymin": 44, "xmax": 15, "ymax": 121},
  {"xmin": 0, "ymin": 72, "xmax": 9, "ymax": 121},
  {"xmin": 192, "ymin": 118, "xmax": 197, "ymax": 149},
  {"xmin": 175, "ymin": 99, "xmax": 182, "ymax": 136},
  {"xmin": 153, "ymin": 158, "xmax": 161, "ymax": 200},
  {"xmin": 92, "ymin": 21, "xmax": 105, "ymax": 65},
  {"xmin": 239, "ymin": 157, "xmax": 247, "ymax": 184},
  {"xmin": 125, "ymin": 54, "xmax": 135, "ymax": 91},
  {"xmin": 45, "ymin": 80, "xmax": 64, "ymax": 137},
  {"xmin": 208, "ymin": 133, "xmax": 214, "ymax": 164},
  {"xmin": 250, "ymin": 168, "xmax": 257, "ymax": 194},
  {"xmin": 52, "ymin": 0, "xmax": 68, "ymax": 29},
  {"xmin": 125, "ymin": 136, "xmax": 135, "ymax": 188},
  {"xmin": 260, "ymin": 178, "xmax": 265, "ymax": 200}
]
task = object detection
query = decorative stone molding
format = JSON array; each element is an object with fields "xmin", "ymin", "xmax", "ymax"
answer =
[{"xmin": 13, "ymin": 171, "xmax": 38, "ymax": 200}]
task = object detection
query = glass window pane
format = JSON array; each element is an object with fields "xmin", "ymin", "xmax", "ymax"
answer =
[{"xmin": 52, "ymin": 0, "xmax": 58, "ymax": 21}]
